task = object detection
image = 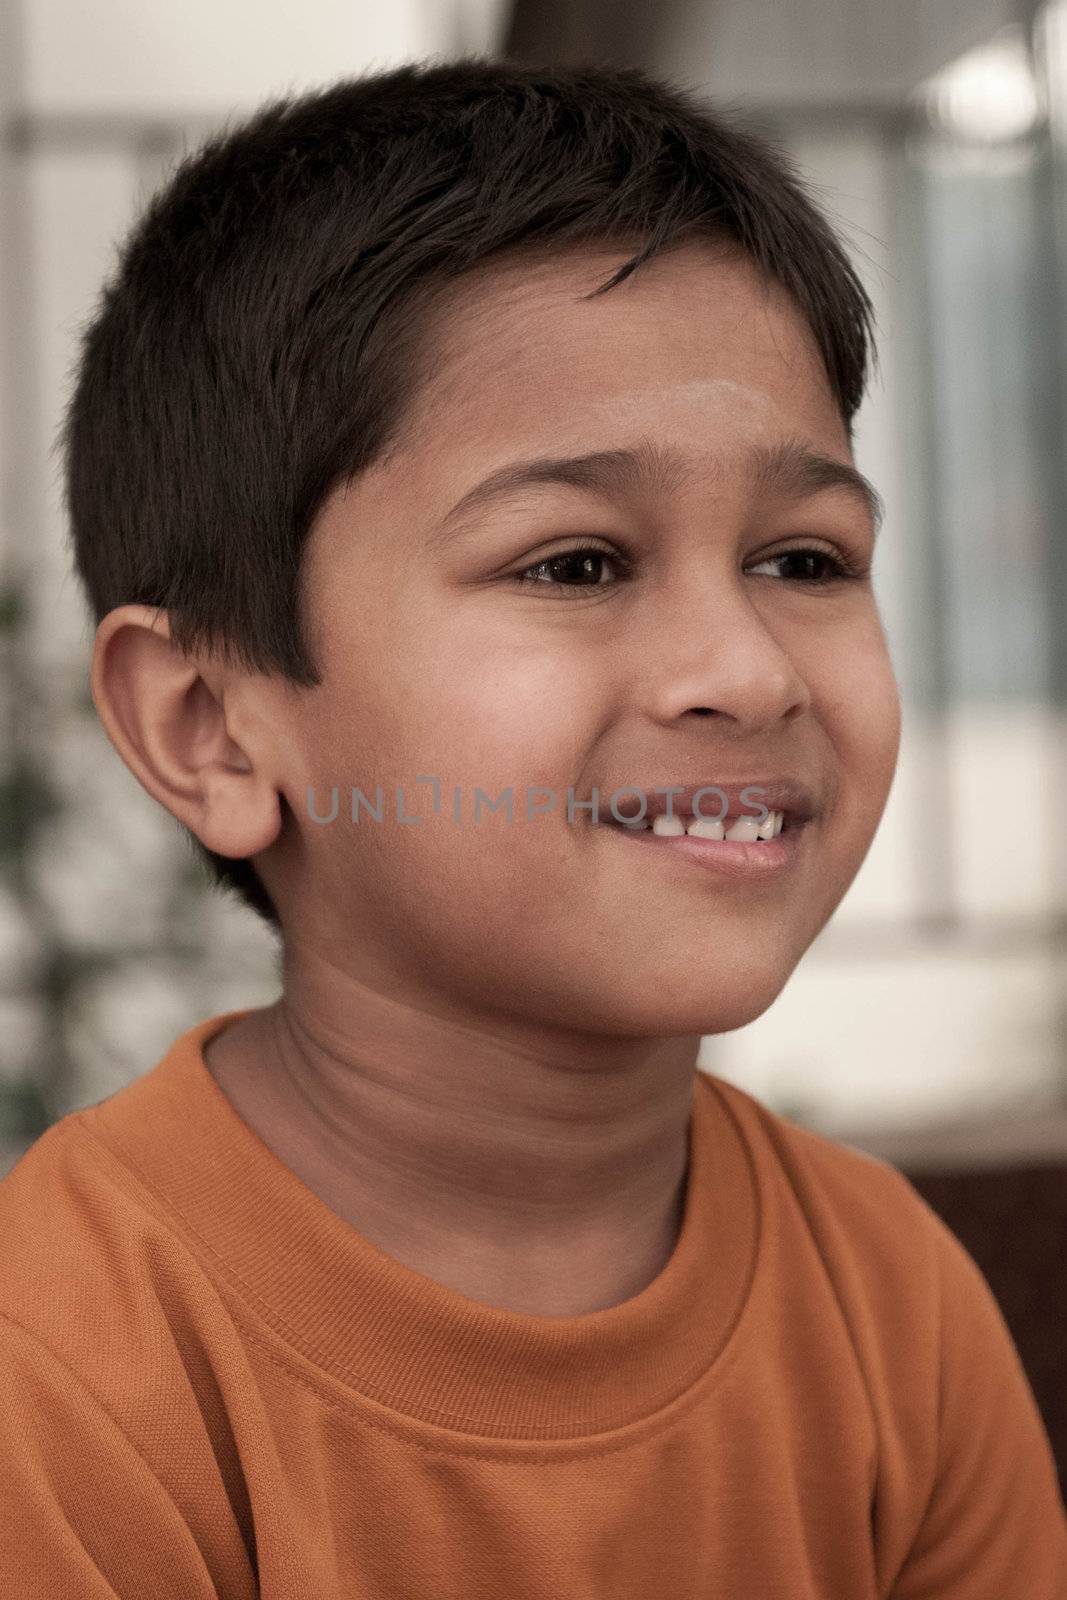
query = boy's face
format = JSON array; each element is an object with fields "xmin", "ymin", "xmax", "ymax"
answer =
[{"xmin": 267, "ymin": 239, "xmax": 900, "ymax": 1036}]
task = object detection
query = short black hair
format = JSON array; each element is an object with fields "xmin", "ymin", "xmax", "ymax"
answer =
[{"xmin": 60, "ymin": 55, "xmax": 877, "ymax": 934}]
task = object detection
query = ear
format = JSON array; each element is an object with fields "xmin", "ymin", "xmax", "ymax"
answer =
[{"xmin": 90, "ymin": 605, "xmax": 283, "ymax": 860}]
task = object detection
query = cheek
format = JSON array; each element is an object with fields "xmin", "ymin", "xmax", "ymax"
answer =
[
  {"xmin": 812, "ymin": 629, "xmax": 901, "ymax": 821},
  {"xmin": 381, "ymin": 617, "xmax": 606, "ymax": 786},
  {"xmin": 851, "ymin": 638, "xmax": 902, "ymax": 782},
  {"xmin": 295, "ymin": 623, "xmax": 609, "ymax": 876}
]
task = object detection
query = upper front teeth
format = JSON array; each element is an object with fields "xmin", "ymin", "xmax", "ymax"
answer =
[{"xmin": 624, "ymin": 810, "xmax": 785, "ymax": 839}]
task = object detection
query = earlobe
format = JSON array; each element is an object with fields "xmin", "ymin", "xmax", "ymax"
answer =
[
  {"xmin": 90, "ymin": 604, "xmax": 284, "ymax": 860},
  {"xmin": 194, "ymin": 762, "xmax": 283, "ymax": 859}
]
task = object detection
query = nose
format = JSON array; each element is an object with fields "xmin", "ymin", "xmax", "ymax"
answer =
[{"xmin": 636, "ymin": 567, "xmax": 811, "ymax": 734}]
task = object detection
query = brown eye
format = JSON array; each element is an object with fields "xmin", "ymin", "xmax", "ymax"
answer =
[
  {"xmin": 748, "ymin": 547, "xmax": 864, "ymax": 584},
  {"xmin": 513, "ymin": 541, "xmax": 628, "ymax": 593}
]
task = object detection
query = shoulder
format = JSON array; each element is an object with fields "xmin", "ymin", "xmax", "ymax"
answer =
[
  {"xmin": 0, "ymin": 1107, "xmax": 226, "ymax": 1448},
  {"xmin": 703, "ymin": 1073, "xmax": 1067, "ymax": 1592},
  {"xmin": 703, "ymin": 1069, "xmax": 942, "ymax": 1263},
  {"xmin": 0, "ymin": 1115, "xmax": 253, "ymax": 1594},
  {"xmin": 702, "ymin": 1072, "xmax": 947, "ymax": 1421}
]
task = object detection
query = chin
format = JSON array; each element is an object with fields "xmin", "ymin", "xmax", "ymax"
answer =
[
  {"xmin": 672, "ymin": 986, "xmax": 790, "ymax": 1039},
  {"xmin": 567, "ymin": 970, "xmax": 795, "ymax": 1040}
]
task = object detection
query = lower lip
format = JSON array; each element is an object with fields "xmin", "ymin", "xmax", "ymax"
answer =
[{"xmin": 599, "ymin": 819, "xmax": 811, "ymax": 879}]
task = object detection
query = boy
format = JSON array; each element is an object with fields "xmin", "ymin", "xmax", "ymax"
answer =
[{"xmin": 1, "ymin": 56, "xmax": 1064, "ymax": 1599}]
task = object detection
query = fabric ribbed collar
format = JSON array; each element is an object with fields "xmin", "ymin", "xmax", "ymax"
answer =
[{"xmin": 78, "ymin": 1008, "xmax": 760, "ymax": 1441}]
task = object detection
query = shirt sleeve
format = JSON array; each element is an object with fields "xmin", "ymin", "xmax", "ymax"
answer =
[
  {"xmin": 888, "ymin": 1211, "xmax": 1067, "ymax": 1599},
  {"xmin": 0, "ymin": 1314, "xmax": 223, "ymax": 1599}
]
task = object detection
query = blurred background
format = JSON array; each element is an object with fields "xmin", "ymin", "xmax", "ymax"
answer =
[{"xmin": 1, "ymin": 0, "xmax": 1066, "ymax": 1472}]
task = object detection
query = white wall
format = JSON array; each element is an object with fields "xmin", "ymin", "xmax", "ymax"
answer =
[
  {"xmin": 645, "ymin": 0, "xmax": 1028, "ymax": 108},
  {"xmin": 18, "ymin": 0, "xmax": 509, "ymax": 116}
]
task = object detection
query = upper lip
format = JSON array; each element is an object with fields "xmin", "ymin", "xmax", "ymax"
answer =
[{"xmin": 593, "ymin": 778, "xmax": 818, "ymax": 826}]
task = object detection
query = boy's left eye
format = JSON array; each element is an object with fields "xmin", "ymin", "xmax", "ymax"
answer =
[
  {"xmin": 510, "ymin": 540, "xmax": 864, "ymax": 594},
  {"xmin": 746, "ymin": 547, "xmax": 864, "ymax": 584}
]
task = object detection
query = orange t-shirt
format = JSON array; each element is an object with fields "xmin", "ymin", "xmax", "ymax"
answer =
[{"xmin": 1, "ymin": 1008, "xmax": 1064, "ymax": 1598}]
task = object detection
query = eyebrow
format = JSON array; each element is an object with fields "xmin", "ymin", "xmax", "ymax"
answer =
[{"xmin": 431, "ymin": 435, "xmax": 884, "ymax": 543}]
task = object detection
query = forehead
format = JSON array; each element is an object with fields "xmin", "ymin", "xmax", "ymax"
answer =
[
  {"xmin": 312, "ymin": 239, "xmax": 855, "ymax": 562},
  {"xmin": 395, "ymin": 239, "xmax": 845, "ymax": 464}
]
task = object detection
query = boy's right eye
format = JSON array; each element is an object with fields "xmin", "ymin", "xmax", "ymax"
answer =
[{"xmin": 511, "ymin": 539, "xmax": 631, "ymax": 594}]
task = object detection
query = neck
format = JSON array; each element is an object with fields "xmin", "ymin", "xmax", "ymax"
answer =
[{"xmin": 203, "ymin": 946, "xmax": 700, "ymax": 1316}]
